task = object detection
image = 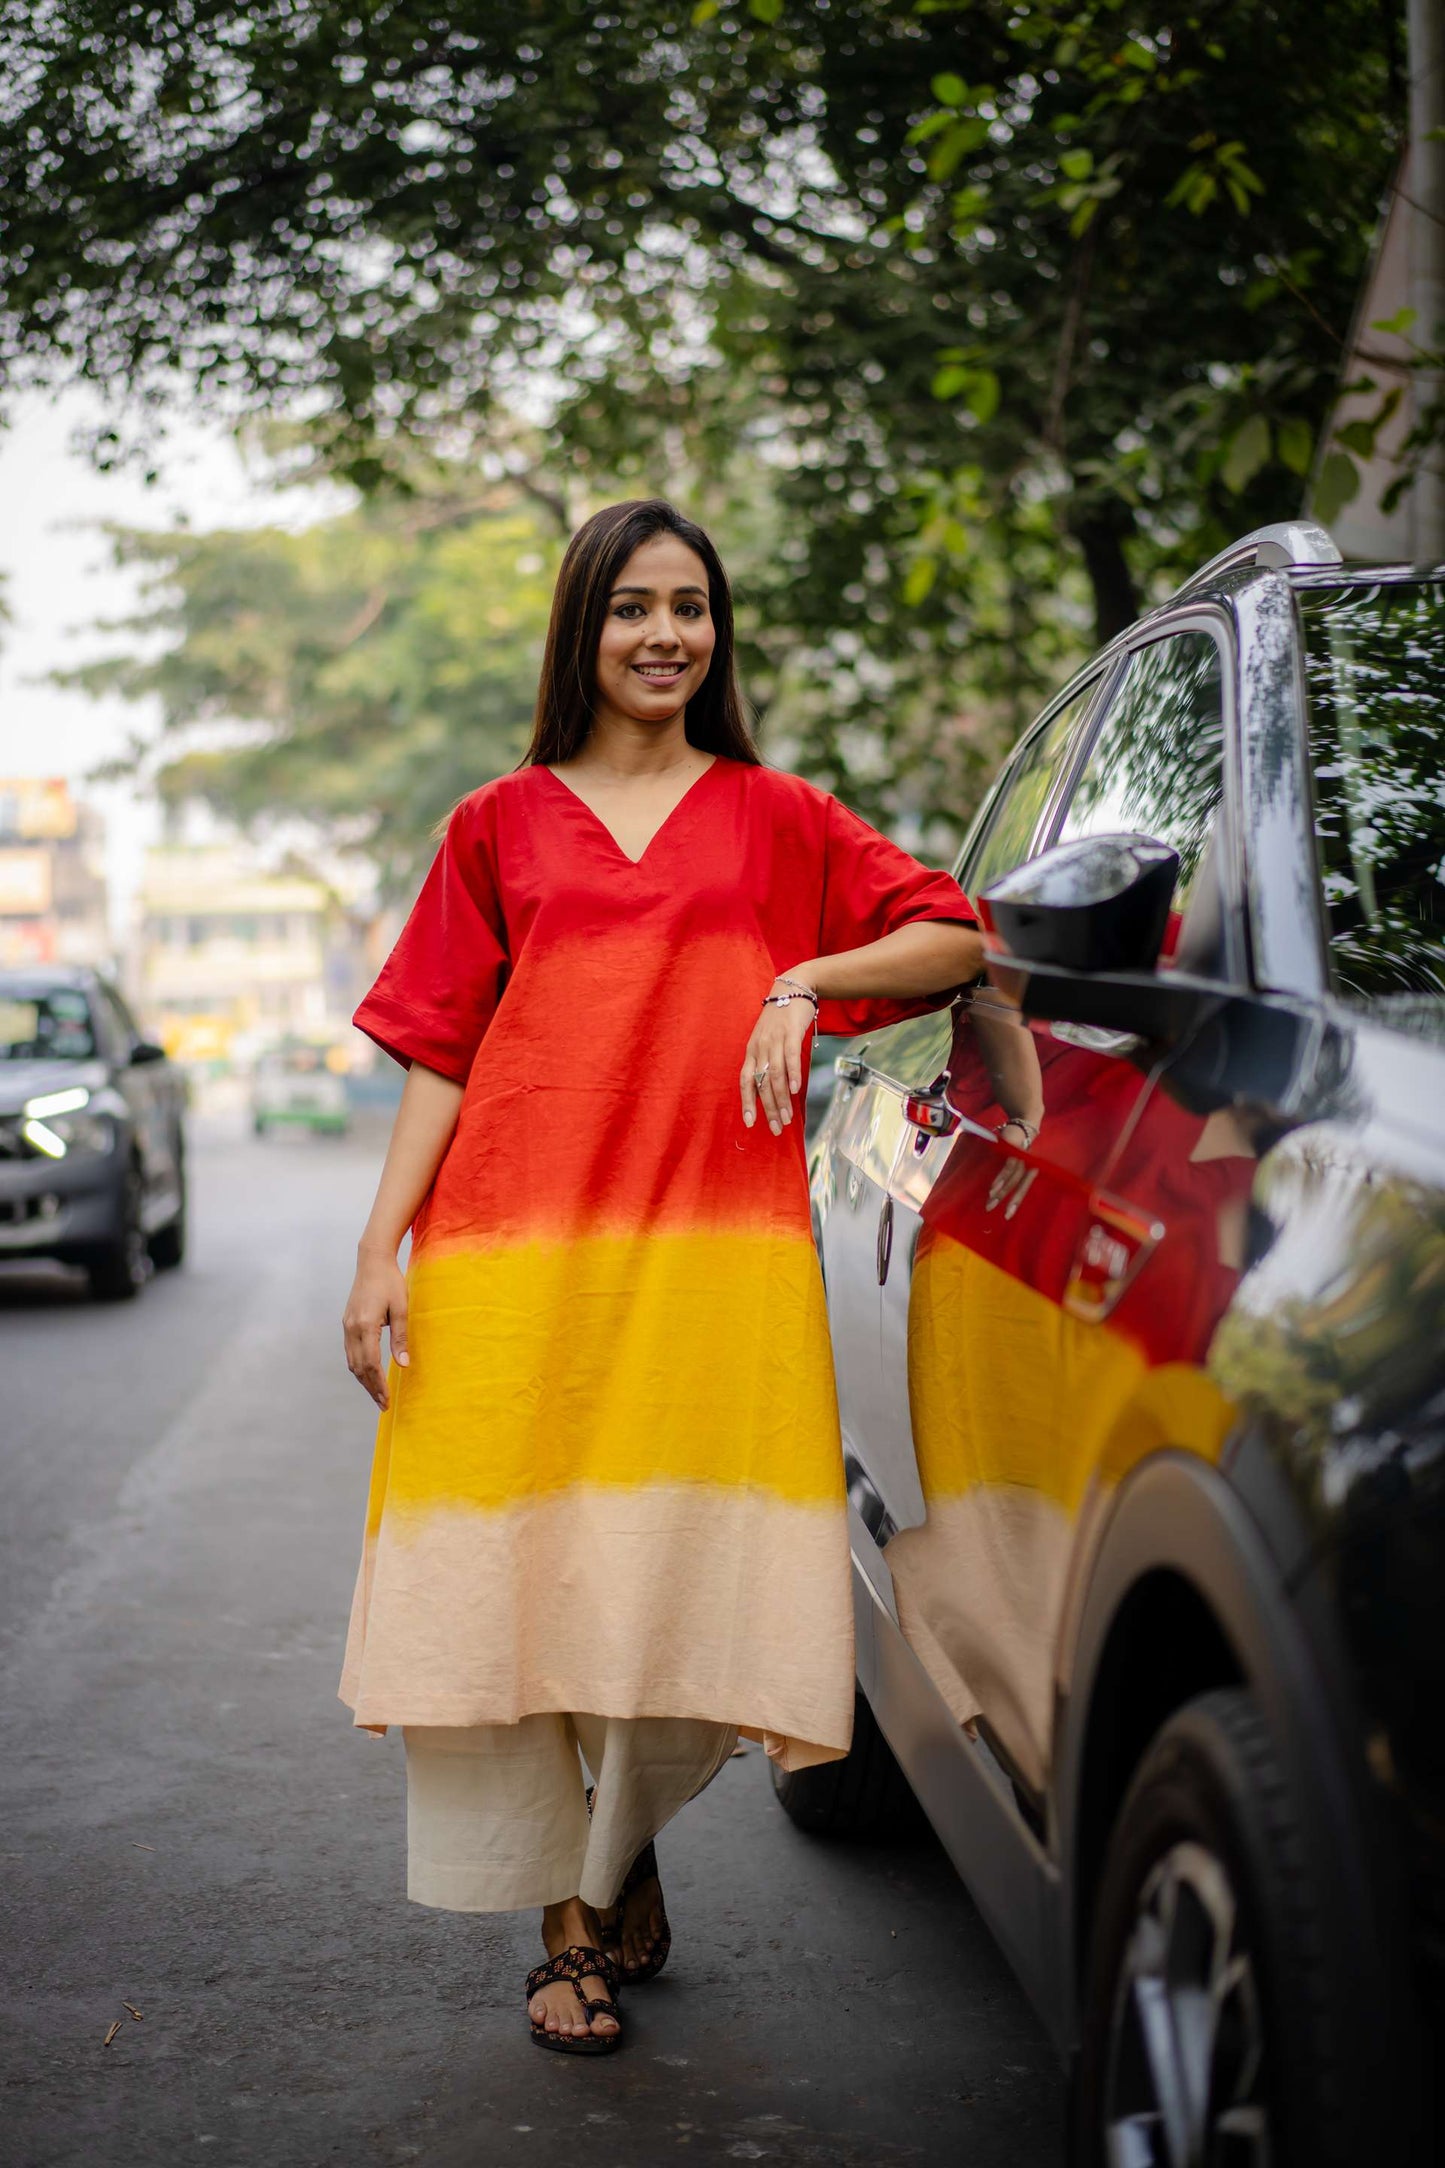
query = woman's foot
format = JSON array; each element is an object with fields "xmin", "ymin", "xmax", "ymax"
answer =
[
  {"xmin": 528, "ymin": 1899, "xmax": 621, "ymax": 2043},
  {"xmin": 601, "ymin": 1840, "xmax": 672, "ymax": 1983}
]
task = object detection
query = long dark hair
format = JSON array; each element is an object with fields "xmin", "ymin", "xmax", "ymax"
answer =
[{"xmin": 525, "ymin": 500, "xmax": 759, "ymax": 766}]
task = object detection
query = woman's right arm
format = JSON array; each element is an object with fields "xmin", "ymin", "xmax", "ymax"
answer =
[{"xmin": 342, "ymin": 1062, "xmax": 466, "ymax": 1410}]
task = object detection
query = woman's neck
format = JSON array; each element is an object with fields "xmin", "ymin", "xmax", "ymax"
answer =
[{"xmin": 563, "ymin": 712, "xmax": 705, "ymax": 780}]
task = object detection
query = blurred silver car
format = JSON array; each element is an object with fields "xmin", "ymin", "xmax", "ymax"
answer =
[{"xmin": 0, "ymin": 966, "xmax": 186, "ymax": 1299}]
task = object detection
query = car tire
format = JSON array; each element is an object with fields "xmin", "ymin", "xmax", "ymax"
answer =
[
  {"xmin": 148, "ymin": 1169, "xmax": 187, "ymax": 1271},
  {"xmin": 1073, "ymin": 1687, "xmax": 1347, "ymax": 2168},
  {"xmin": 86, "ymin": 1160, "xmax": 149, "ymax": 1302},
  {"xmin": 770, "ymin": 1689, "xmax": 923, "ymax": 1840}
]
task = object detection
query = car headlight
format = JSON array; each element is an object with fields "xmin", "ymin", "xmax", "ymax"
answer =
[{"xmin": 20, "ymin": 1105, "xmax": 114, "ymax": 1159}]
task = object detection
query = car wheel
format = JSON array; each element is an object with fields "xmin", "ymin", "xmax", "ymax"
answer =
[
  {"xmin": 770, "ymin": 1689, "xmax": 923, "ymax": 1840},
  {"xmin": 86, "ymin": 1160, "xmax": 149, "ymax": 1302},
  {"xmin": 1074, "ymin": 1688, "xmax": 1345, "ymax": 2168},
  {"xmin": 148, "ymin": 1169, "xmax": 186, "ymax": 1271}
]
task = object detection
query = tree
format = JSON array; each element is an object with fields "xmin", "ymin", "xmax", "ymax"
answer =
[
  {"xmin": 67, "ymin": 475, "xmax": 562, "ymax": 888},
  {"xmin": 2, "ymin": 2, "xmax": 1406, "ymax": 836}
]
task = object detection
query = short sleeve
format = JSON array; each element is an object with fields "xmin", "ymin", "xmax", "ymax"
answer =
[
  {"xmin": 817, "ymin": 794, "xmax": 977, "ymax": 1037},
  {"xmin": 353, "ymin": 797, "xmax": 509, "ymax": 1084}
]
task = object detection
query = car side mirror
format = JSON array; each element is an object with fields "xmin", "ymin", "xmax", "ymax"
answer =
[
  {"xmin": 981, "ymin": 833, "xmax": 1180, "ymax": 973},
  {"xmin": 129, "ymin": 1039, "xmax": 168, "ymax": 1066},
  {"xmin": 980, "ymin": 834, "xmax": 1222, "ymax": 1047}
]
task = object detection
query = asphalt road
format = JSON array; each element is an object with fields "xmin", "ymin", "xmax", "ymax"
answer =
[{"xmin": 0, "ymin": 1111, "xmax": 1063, "ymax": 2168}]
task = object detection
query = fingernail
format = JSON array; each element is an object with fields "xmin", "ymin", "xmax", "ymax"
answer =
[
  {"xmin": 397, "ymin": 1352, "xmax": 409, "ymax": 1366},
  {"xmin": 744, "ymin": 1111, "xmax": 754, "ymax": 1127},
  {"xmin": 770, "ymin": 1120, "xmax": 781, "ymax": 1135}
]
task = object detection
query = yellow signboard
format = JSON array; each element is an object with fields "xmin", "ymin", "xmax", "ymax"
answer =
[{"xmin": 0, "ymin": 778, "xmax": 77, "ymax": 841}]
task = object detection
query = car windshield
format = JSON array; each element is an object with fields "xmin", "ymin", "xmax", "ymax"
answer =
[
  {"xmin": 0, "ymin": 984, "xmax": 97, "ymax": 1061},
  {"xmin": 1300, "ymin": 578, "xmax": 1445, "ymax": 1039}
]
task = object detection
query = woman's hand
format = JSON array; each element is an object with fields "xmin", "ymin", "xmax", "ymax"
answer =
[
  {"xmin": 741, "ymin": 980, "xmax": 817, "ymax": 1135},
  {"xmin": 343, "ymin": 1245, "xmax": 410, "ymax": 1411}
]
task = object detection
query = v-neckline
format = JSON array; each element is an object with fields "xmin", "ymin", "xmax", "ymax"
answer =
[{"xmin": 539, "ymin": 755, "xmax": 723, "ymax": 867}]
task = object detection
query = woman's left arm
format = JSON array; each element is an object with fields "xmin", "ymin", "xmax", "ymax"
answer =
[{"xmin": 741, "ymin": 919, "xmax": 982, "ymax": 1134}]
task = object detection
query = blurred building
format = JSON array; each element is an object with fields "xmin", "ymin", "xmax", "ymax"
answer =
[
  {"xmin": 135, "ymin": 843, "xmax": 372, "ymax": 1066},
  {"xmin": 0, "ymin": 777, "xmax": 110, "ymax": 968}
]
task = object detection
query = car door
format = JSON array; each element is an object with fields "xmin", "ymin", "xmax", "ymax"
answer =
[
  {"xmin": 96, "ymin": 981, "xmax": 180, "ymax": 1226},
  {"xmin": 820, "ymin": 678, "xmax": 1108, "ymax": 1539},
  {"xmin": 880, "ymin": 623, "xmax": 1256, "ymax": 1798}
]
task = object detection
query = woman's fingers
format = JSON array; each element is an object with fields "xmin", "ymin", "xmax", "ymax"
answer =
[
  {"xmin": 343, "ymin": 1304, "xmax": 391, "ymax": 1410},
  {"xmin": 389, "ymin": 1288, "xmax": 410, "ymax": 1371}
]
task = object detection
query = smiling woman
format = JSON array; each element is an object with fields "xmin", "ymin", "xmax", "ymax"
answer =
[{"xmin": 339, "ymin": 499, "xmax": 982, "ymax": 2055}]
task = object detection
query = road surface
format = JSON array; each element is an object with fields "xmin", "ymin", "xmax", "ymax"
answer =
[{"xmin": 0, "ymin": 1111, "xmax": 1062, "ymax": 2167}]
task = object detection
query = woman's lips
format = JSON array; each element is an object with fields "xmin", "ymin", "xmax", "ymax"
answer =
[{"xmin": 632, "ymin": 662, "xmax": 688, "ymax": 681}]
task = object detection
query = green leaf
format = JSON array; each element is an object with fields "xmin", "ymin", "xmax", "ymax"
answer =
[
  {"xmin": 748, "ymin": 0, "xmax": 782, "ymax": 21},
  {"xmin": 1059, "ymin": 149, "xmax": 1093, "ymax": 181},
  {"xmin": 931, "ymin": 72, "xmax": 968, "ymax": 107},
  {"xmin": 1335, "ymin": 418, "xmax": 1379, "ymax": 457},
  {"xmin": 931, "ymin": 364, "xmax": 972, "ymax": 399},
  {"xmin": 1370, "ymin": 306, "xmax": 1417, "ymax": 338},
  {"xmin": 930, "ymin": 116, "xmax": 990, "ymax": 180},
  {"xmin": 902, "ymin": 556, "xmax": 938, "ymax": 606},
  {"xmin": 1221, "ymin": 413, "xmax": 1271, "ymax": 493},
  {"xmin": 1313, "ymin": 450, "xmax": 1360, "ymax": 525},
  {"xmin": 1276, "ymin": 416, "xmax": 1313, "ymax": 476},
  {"xmin": 690, "ymin": 0, "xmax": 719, "ymax": 21},
  {"xmin": 965, "ymin": 370, "xmax": 1000, "ymax": 424}
]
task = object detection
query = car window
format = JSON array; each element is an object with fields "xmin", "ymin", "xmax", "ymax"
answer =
[
  {"xmin": 1300, "ymin": 579, "xmax": 1445, "ymax": 1039},
  {"xmin": 0, "ymin": 985, "xmax": 97, "ymax": 1060},
  {"xmin": 1057, "ymin": 629, "xmax": 1229, "ymax": 966},
  {"xmin": 959, "ymin": 681, "xmax": 1101, "ymax": 899}
]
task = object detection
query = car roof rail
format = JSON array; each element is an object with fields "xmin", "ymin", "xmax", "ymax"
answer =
[{"xmin": 1171, "ymin": 520, "xmax": 1342, "ymax": 601}]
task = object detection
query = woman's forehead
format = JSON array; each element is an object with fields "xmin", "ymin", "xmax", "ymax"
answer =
[{"xmin": 610, "ymin": 533, "xmax": 709, "ymax": 594}]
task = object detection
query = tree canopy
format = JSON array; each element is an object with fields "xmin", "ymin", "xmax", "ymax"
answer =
[{"xmin": 2, "ymin": 2, "xmax": 1409, "ymax": 853}]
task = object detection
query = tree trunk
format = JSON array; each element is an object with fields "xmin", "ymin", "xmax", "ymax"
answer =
[{"xmin": 1072, "ymin": 504, "xmax": 1140, "ymax": 645}]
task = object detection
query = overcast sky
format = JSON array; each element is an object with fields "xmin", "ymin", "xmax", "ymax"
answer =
[{"xmin": 0, "ymin": 390, "xmax": 334, "ymax": 932}]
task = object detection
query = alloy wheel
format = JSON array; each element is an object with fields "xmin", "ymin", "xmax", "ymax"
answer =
[{"xmin": 1102, "ymin": 1839, "xmax": 1269, "ymax": 2168}]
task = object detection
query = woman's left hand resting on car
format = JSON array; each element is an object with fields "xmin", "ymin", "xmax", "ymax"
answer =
[{"xmin": 741, "ymin": 918, "xmax": 984, "ymax": 1136}]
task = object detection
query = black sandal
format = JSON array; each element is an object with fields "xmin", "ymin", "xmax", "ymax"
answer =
[
  {"xmin": 601, "ymin": 1839, "xmax": 672, "ymax": 1985},
  {"xmin": 524, "ymin": 1945, "xmax": 623, "ymax": 2055}
]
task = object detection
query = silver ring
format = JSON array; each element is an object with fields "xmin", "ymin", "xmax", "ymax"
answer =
[{"xmin": 754, "ymin": 1063, "xmax": 770, "ymax": 1086}]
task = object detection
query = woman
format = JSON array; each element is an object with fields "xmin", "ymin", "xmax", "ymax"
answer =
[{"xmin": 340, "ymin": 499, "xmax": 982, "ymax": 2054}]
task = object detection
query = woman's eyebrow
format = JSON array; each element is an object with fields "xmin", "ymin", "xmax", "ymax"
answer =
[{"xmin": 608, "ymin": 582, "xmax": 708, "ymax": 598}]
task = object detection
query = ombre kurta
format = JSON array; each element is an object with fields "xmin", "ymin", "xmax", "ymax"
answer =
[{"xmin": 340, "ymin": 756, "xmax": 974, "ymax": 1770}]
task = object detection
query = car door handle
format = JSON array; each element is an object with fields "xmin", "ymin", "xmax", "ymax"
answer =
[
  {"xmin": 876, "ymin": 1195, "xmax": 894, "ymax": 1284},
  {"xmin": 902, "ymin": 1091, "xmax": 960, "ymax": 1138}
]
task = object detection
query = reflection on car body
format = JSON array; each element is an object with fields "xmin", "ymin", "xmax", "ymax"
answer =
[{"xmin": 786, "ymin": 524, "xmax": 1444, "ymax": 2164}]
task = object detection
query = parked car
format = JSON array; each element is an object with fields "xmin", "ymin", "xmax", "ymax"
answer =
[
  {"xmin": 789, "ymin": 522, "xmax": 1443, "ymax": 2163},
  {"xmin": 250, "ymin": 1041, "xmax": 350, "ymax": 1138},
  {"xmin": 0, "ymin": 966, "xmax": 186, "ymax": 1298}
]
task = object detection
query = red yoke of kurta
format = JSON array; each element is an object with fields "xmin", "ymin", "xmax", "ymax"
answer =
[{"xmin": 340, "ymin": 755, "xmax": 974, "ymax": 1769}]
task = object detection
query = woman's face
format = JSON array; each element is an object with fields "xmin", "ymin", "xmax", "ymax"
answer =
[{"xmin": 593, "ymin": 533, "xmax": 717, "ymax": 727}]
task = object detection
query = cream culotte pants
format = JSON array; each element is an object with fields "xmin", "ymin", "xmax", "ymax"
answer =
[{"xmin": 403, "ymin": 1713, "xmax": 738, "ymax": 1914}]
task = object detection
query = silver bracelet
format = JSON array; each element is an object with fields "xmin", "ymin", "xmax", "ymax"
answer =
[
  {"xmin": 774, "ymin": 974, "xmax": 819, "ymax": 1007},
  {"xmin": 996, "ymin": 1116, "xmax": 1039, "ymax": 1146}
]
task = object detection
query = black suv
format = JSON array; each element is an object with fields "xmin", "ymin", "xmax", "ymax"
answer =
[
  {"xmin": 0, "ymin": 967, "xmax": 186, "ymax": 1298},
  {"xmin": 790, "ymin": 523, "xmax": 1444, "ymax": 2162}
]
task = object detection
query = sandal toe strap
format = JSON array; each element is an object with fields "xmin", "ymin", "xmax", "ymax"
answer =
[{"xmin": 525, "ymin": 1944, "xmax": 620, "ymax": 2006}]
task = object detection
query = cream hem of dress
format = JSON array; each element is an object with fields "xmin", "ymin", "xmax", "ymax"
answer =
[{"xmin": 403, "ymin": 1711, "xmax": 738, "ymax": 1915}]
